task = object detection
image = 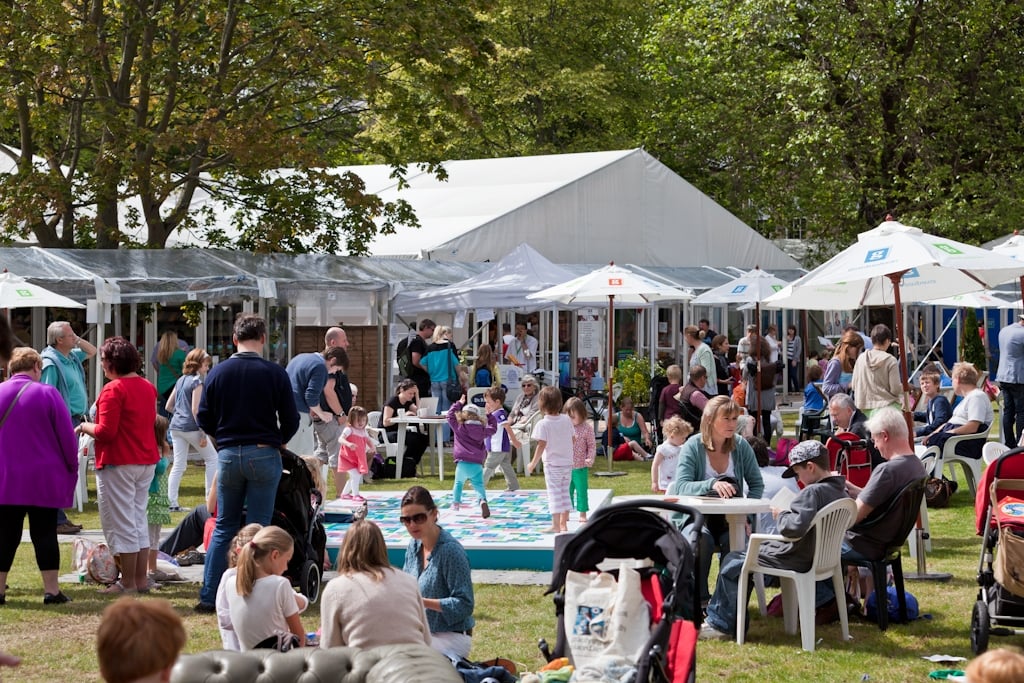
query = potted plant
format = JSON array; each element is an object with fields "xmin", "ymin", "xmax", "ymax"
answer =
[{"xmin": 612, "ymin": 354, "xmax": 664, "ymax": 409}]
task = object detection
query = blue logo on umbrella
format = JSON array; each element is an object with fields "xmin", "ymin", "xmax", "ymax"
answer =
[
  {"xmin": 731, "ymin": 285, "xmax": 747, "ymax": 294},
  {"xmin": 865, "ymin": 248, "xmax": 890, "ymax": 263}
]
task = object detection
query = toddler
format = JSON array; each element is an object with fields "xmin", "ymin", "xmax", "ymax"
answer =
[
  {"xmin": 224, "ymin": 525, "xmax": 309, "ymax": 651},
  {"xmin": 528, "ymin": 386, "xmax": 574, "ymax": 534},
  {"xmin": 651, "ymin": 416, "xmax": 693, "ymax": 493},
  {"xmin": 482, "ymin": 387, "xmax": 519, "ymax": 491},
  {"xmin": 447, "ymin": 396, "xmax": 498, "ymax": 518},
  {"xmin": 338, "ymin": 407, "xmax": 374, "ymax": 502},
  {"xmin": 801, "ymin": 364, "xmax": 826, "ymax": 415},
  {"xmin": 146, "ymin": 415, "xmax": 173, "ymax": 587},
  {"xmin": 215, "ymin": 523, "xmax": 264, "ymax": 650},
  {"xmin": 565, "ymin": 397, "xmax": 596, "ymax": 523}
]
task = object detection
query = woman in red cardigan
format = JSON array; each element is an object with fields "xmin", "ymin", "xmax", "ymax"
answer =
[{"xmin": 78, "ymin": 337, "xmax": 159, "ymax": 594}]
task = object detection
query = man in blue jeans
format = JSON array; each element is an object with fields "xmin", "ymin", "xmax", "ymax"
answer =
[
  {"xmin": 193, "ymin": 313, "xmax": 299, "ymax": 612},
  {"xmin": 700, "ymin": 441, "xmax": 848, "ymax": 639}
]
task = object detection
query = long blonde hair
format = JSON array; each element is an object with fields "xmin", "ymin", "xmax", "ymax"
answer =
[
  {"xmin": 156, "ymin": 331, "xmax": 179, "ymax": 366},
  {"xmin": 229, "ymin": 523, "xmax": 264, "ymax": 569},
  {"xmin": 699, "ymin": 395, "xmax": 743, "ymax": 454},
  {"xmin": 336, "ymin": 521, "xmax": 391, "ymax": 580},
  {"xmin": 235, "ymin": 526, "xmax": 293, "ymax": 597},
  {"xmin": 832, "ymin": 330, "xmax": 864, "ymax": 373}
]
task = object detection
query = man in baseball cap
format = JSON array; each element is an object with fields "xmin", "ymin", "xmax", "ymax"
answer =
[{"xmin": 700, "ymin": 439, "xmax": 849, "ymax": 640}]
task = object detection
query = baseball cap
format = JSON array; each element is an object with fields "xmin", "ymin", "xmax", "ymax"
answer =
[
  {"xmin": 462, "ymin": 404, "xmax": 482, "ymax": 417},
  {"xmin": 782, "ymin": 441, "xmax": 827, "ymax": 478}
]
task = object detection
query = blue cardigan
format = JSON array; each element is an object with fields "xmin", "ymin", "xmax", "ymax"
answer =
[{"xmin": 669, "ymin": 433, "xmax": 765, "ymax": 500}]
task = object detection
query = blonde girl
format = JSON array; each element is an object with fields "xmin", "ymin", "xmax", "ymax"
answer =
[
  {"xmin": 472, "ymin": 344, "xmax": 500, "ymax": 388},
  {"xmin": 215, "ymin": 523, "xmax": 264, "ymax": 650},
  {"xmin": 338, "ymin": 407, "xmax": 374, "ymax": 502},
  {"xmin": 225, "ymin": 526, "xmax": 308, "ymax": 651},
  {"xmin": 528, "ymin": 386, "xmax": 574, "ymax": 534},
  {"xmin": 565, "ymin": 397, "xmax": 596, "ymax": 523},
  {"xmin": 651, "ymin": 416, "xmax": 693, "ymax": 493}
]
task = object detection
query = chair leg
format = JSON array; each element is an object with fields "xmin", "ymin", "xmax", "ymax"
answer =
[
  {"xmin": 795, "ymin": 576, "xmax": 817, "ymax": 652},
  {"xmin": 754, "ymin": 573, "xmax": 767, "ymax": 617},
  {"xmin": 832, "ymin": 570, "xmax": 850, "ymax": 642},
  {"xmin": 736, "ymin": 568, "xmax": 749, "ymax": 645},
  {"xmin": 781, "ymin": 578, "xmax": 799, "ymax": 636},
  {"xmin": 871, "ymin": 562, "xmax": 889, "ymax": 631},
  {"xmin": 891, "ymin": 556, "xmax": 908, "ymax": 624}
]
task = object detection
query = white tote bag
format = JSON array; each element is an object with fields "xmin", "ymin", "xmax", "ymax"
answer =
[{"xmin": 563, "ymin": 564, "xmax": 651, "ymax": 672}]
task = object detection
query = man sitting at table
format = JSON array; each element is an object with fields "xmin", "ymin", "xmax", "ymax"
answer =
[{"xmin": 699, "ymin": 440, "xmax": 849, "ymax": 640}]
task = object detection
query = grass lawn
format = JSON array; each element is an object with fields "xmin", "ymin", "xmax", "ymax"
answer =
[{"xmin": 0, "ymin": 423, "xmax": 1003, "ymax": 682}]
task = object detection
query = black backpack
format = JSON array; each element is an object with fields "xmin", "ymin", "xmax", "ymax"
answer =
[{"xmin": 396, "ymin": 335, "xmax": 413, "ymax": 378}]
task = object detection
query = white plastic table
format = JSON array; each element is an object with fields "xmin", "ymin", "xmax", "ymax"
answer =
[
  {"xmin": 390, "ymin": 415, "xmax": 447, "ymax": 480},
  {"xmin": 613, "ymin": 494, "xmax": 771, "ymax": 550}
]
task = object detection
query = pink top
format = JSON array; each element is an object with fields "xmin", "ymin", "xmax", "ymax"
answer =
[
  {"xmin": 571, "ymin": 422, "xmax": 596, "ymax": 470},
  {"xmin": 338, "ymin": 427, "xmax": 373, "ymax": 474}
]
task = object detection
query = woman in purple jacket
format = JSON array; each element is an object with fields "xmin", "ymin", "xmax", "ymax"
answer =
[{"xmin": 0, "ymin": 348, "xmax": 78, "ymax": 605}]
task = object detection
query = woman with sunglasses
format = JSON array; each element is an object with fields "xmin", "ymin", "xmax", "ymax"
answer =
[{"xmin": 400, "ymin": 486, "xmax": 474, "ymax": 660}]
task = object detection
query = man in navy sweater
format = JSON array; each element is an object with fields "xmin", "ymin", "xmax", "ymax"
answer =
[{"xmin": 194, "ymin": 313, "xmax": 299, "ymax": 612}]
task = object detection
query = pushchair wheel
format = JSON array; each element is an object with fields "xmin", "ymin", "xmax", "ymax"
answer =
[
  {"xmin": 971, "ymin": 600, "xmax": 990, "ymax": 655},
  {"xmin": 301, "ymin": 559, "xmax": 321, "ymax": 604}
]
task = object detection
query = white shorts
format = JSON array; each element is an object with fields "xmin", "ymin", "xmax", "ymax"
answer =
[{"xmin": 96, "ymin": 463, "xmax": 156, "ymax": 555}]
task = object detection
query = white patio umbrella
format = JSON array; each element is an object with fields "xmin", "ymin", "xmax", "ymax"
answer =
[
  {"xmin": 765, "ymin": 220, "xmax": 1024, "ymax": 449},
  {"xmin": 0, "ymin": 271, "xmax": 85, "ymax": 309},
  {"xmin": 990, "ymin": 232, "xmax": 1024, "ymax": 305},
  {"xmin": 693, "ymin": 267, "xmax": 790, "ymax": 432},
  {"xmin": 921, "ymin": 290, "xmax": 1021, "ymax": 310},
  {"xmin": 527, "ymin": 263, "xmax": 693, "ymax": 473}
]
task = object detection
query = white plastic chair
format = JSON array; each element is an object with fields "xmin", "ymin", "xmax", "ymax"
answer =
[
  {"xmin": 367, "ymin": 410, "xmax": 399, "ymax": 462},
  {"xmin": 983, "ymin": 441, "xmax": 1010, "ymax": 466},
  {"xmin": 919, "ymin": 427, "xmax": 990, "ymax": 496},
  {"xmin": 737, "ymin": 497, "xmax": 857, "ymax": 652},
  {"xmin": 73, "ymin": 433, "xmax": 94, "ymax": 512},
  {"xmin": 514, "ymin": 411, "xmax": 544, "ymax": 475}
]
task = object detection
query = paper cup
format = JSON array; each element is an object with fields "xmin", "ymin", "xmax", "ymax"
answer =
[{"xmin": 417, "ymin": 408, "xmax": 430, "ymax": 418}]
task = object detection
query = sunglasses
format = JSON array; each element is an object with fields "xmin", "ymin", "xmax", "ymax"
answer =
[{"xmin": 399, "ymin": 512, "xmax": 429, "ymax": 526}]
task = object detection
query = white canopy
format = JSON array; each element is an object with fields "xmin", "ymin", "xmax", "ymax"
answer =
[{"xmin": 391, "ymin": 243, "xmax": 577, "ymax": 314}]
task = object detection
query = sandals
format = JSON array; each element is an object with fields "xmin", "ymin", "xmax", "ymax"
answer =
[{"xmin": 98, "ymin": 582, "xmax": 135, "ymax": 595}]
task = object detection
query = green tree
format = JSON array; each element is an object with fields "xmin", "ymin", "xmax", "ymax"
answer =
[
  {"xmin": 0, "ymin": 0, "xmax": 492, "ymax": 251},
  {"xmin": 642, "ymin": 0, "xmax": 1024, "ymax": 259},
  {"xmin": 362, "ymin": 0, "xmax": 656, "ymax": 160},
  {"xmin": 961, "ymin": 308, "xmax": 987, "ymax": 373}
]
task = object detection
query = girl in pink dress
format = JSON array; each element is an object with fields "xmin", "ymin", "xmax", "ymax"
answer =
[{"xmin": 338, "ymin": 407, "xmax": 374, "ymax": 502}]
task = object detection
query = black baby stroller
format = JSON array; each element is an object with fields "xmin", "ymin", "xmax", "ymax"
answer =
[
  {"xmin": 272, "ymin": 449, "xmax": 327, "ymax": 603},
  {"xmin": 970, "ymin": 446, "xmax": 1024, "ymax": 654},
  {"xmin": 541, "ymin": 500, "xmax": 703, "ymax": 683}
]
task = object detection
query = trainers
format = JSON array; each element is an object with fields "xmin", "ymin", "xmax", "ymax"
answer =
[
  {"xmin": 481, "ymin": 502, "xmax": 491, "ymax": 519},
  {"xmin": 176, "ymin": 549, "xmax": 205, "ymax": 566},
  {"xmin": 194, "ymin": 601, "xmax": 216, "ymax": 614},
  {"xmin": 56, "ymin": 523, "xmax": 81, "ymax": 535},
  {"xmin": 698, "ymin": 623, "xmax": 728, "ymax": 641},
  {"xmin": 43, "ymin": 592, "xmax": 72, "ymax": 605}
]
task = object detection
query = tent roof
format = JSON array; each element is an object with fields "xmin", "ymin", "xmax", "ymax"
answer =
[
  {"xmin": 361, "ymin": 149, "xmax": 800, "ymax": 269},
  {"xmin": 393, "ymin": 243, "xmax": 578, "ymax": 314}
]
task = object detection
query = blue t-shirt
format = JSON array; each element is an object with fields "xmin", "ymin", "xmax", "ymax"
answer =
[{"xmin": 803, "ymin": 382, "xmax": 825, "ymax": 412}]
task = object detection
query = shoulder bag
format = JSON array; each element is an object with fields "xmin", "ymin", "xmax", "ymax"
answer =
[
  {"xmin": 0, "ymin": 382, "xmax": 31, "ymax": 431},
  {"xmin": 446, "ymin": 344, "xmax": 463, "ymax": 403}
]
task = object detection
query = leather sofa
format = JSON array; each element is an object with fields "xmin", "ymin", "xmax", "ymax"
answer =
[{"xmin": 170, "ymin": 643, "xmax": 463, "ymax": 683}]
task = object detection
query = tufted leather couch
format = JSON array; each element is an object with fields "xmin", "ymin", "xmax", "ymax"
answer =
[{"xmin": 170, "ymin": 643, "xmax": 463, "ymax": 683}]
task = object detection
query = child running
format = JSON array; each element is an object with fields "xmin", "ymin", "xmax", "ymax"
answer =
[
  {"xmin": 651, "ymin": 416, "xmax": 693, "ymax": 494},
  {"xmin": 215, "ymin": 523, "xmax": 264, "ymax": 650},
  {"xmin": 527, "ymin": 386, "xmax": 574, "ymax": 534},
  {"xmin": 565, "ymin": 397, "xmax": 596, "ymax": 523},
  {"xmin": 447, "ymin": 396, "xmax": 498, "ymax": 518},
  {"xmin": 338, "ymin": 407, "xmax": 374, "ymax": 502},
  {"xmin": 482, "ymin": 387, "xmax": 519, "ymax": 492},
  {"xmin": 146, "ymin": 416, "xmax": 173, "ymax": 588},
  {"xmin": 224, "ymin": 525, "xmax": 309, "ymax": 651}
]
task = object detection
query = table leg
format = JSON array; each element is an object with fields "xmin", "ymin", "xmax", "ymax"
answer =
[
  {"xmin": 434, "ymin": 424, "xmax": 444, "ymax": 480},
  {"xmin": 396, "ymin": 426, "xmax": 407, "ymax": 480},
  {"xmin": 727, "ymin": 513, "xmax": 749, "ymax": 552}
]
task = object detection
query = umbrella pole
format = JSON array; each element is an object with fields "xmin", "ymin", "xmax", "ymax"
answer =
[
  {"xmin": 596, "ymin": 293, "xmax": 626, "ymax": 477},
  {"xmin": 755, "ymin": 305, "xmax": 762, "ymax": 438}
]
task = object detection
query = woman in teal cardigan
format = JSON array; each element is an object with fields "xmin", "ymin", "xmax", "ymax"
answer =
[{"xmin": 670, "ymin": 395, "xmax": 764, "ymax": 603}]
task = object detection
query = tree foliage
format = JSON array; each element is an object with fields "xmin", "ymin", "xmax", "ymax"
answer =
[{"xmin": 0, "ymin": 0, "xmax": 492, "ymax": 251}]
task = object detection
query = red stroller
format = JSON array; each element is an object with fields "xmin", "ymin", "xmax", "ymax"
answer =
[
  {"xmin": 826, "ymin": 431, "xmax": 873, "ymax": 489},
  {"xmin": 540, "ymin": 500, "xmax": 703, "ymax": 683},
  {"xmin": 970, "ymin": 446, "xmax": 1024, "ymax": 653}
]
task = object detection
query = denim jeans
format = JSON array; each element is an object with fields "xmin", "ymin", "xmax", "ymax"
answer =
[
  {"xmin": 199, "ymin": 445, "xmax": 282, "ymax": 604},
  {"xmin": 685, "ymin": 517, "xmax": 730, "ymax": 603},
  {"xmin": 1001, "ymin": 383, "xmax": 1024, "ymax": 447},
  {"xmin": 432, "ymin": 380, "xmax": 454, "ymax": 442}
]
